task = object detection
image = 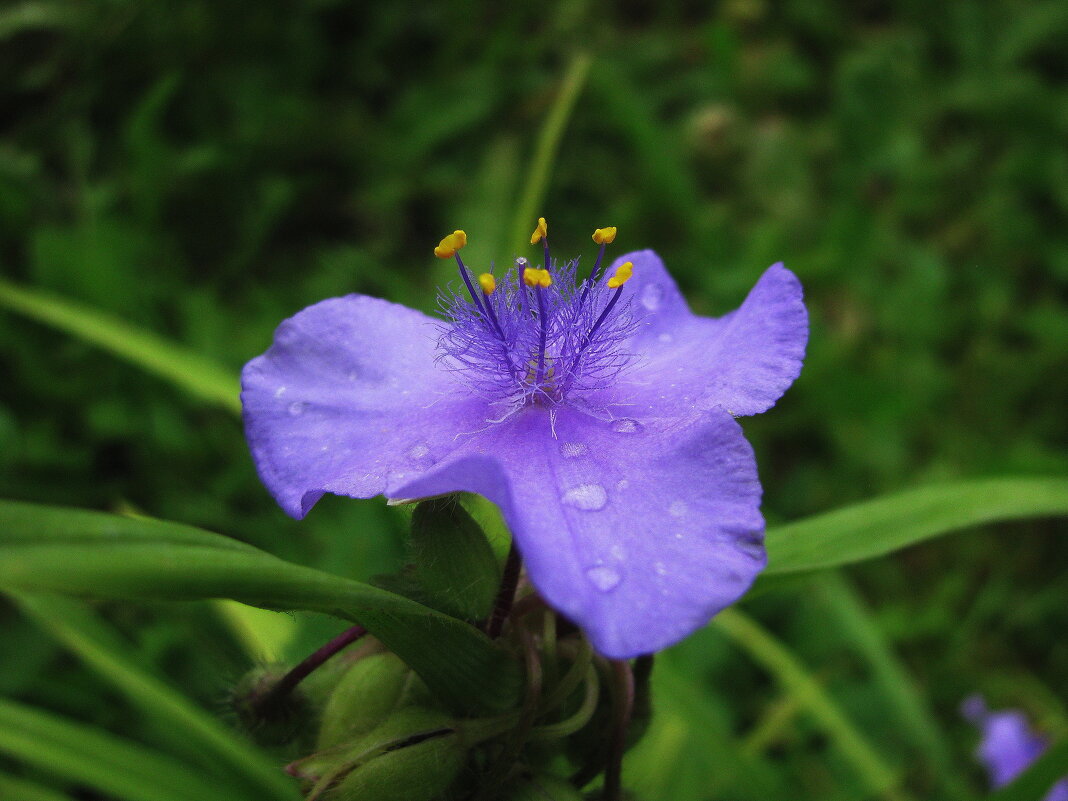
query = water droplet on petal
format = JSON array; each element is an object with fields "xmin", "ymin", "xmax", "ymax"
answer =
[
  {"xmin": 610, "ymin": 543, "xmax": 626, "ymax": 560},
  {"xmin": 347, "ymin": 370, "xmax": 359, "ymax": 382},
  {"xmin": 585, "ymin": 565, "xmax": 622, "ymax": 592},
  {"xmin": 611, "ymin": 418, "xmax": 644, "ymax": 434},
  {"xmin": 287, "ymin": 401, "xmax": 306, "ymax": 416},
  {"xmin": 654, "ymin": 561, "xmax": 668, "ymax": 577},
  {"xmin": 669, "ymin": 500, "xmax": 688, "ymax": 517},
  {"xmin": 641, "ymin": 283, "xmax": 664, "ymax": 311},
  {"xmin": 560, "ymin": 441, "xmax": 589, "ymax": 459},
  {"xmin": 615, "ymin": 479, "xmax": 630, "ymax": 491},
  {"xmin": 408, "ymin": 442, "xmax": 430, "ymax": 460},
  {"xmin": 674, "ymin": 531, "xmax": 685, "ymax": 540},
  {"xmin": 274, "ymin": 386, "xmax": 287, "ymax": 398},
  {"xmin": 657, "ymin": 332, "xmax": 673, "ymax": 344},
  {"xmin": 561, "ymin": 483, "xmax": 608, "ymax": 511}
]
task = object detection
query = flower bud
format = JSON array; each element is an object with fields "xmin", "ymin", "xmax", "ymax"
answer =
[
  {"xmin": 317, "ymin": 652, "xmax": 428, "ymax": 750},
  {"xmin": 298, "ymin": 707, "xmax": 466, "ymax": 801},
  {"xmin": 230, "ymin": 664, "xmax": 312, "ymax": 746}
]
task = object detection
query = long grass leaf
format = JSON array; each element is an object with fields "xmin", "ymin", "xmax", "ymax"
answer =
[
  {"xmin": 0, "ymin": 698, "xmax": 230, "ymax": 801},
  {"xmin": 10, "ymin": 592, "xmax": 298, "ymax": 801},
  {"xmin": 0, "ymin": 499, "xmax": 520, "ymax": 714},
  {"xmin": 713, "ymin": 608, "xmax": 912, "ymax": 801},
  {"xmin": 0, "ymin": 276, "xmax": 239, "ymax": 413},
  {"xmin": 508, "ymin": 52, "xmax": 593, "ymax": 252},
  {"xmin": 765, "ymin": 478, "xmax": 1068, "ymax": 575}
]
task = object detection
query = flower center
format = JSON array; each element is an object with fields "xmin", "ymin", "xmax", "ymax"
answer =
[{"xmin": 433, "ymin": 221, "xmax": 638, "ymax": 412}]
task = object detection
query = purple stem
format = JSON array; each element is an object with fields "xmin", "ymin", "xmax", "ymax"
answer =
[
  {"xmin": 259, "ymin": 625, "xmax": 367, "ymax": 710},
  {"xmin": 604, "ymin": 658, "xmax": 635, "ymax": 801},
  {"xmin": 486, "ymin": 540, "xmax": 522, "ymax": 639}
]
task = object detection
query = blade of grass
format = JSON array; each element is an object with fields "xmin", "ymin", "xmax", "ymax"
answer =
[
  {"xmin": 0, "ymin": 276, "xmax": 239, "ymax": 413},
  {"xmin": 765, "ymin": 478, "xmax": 1068, "ymax": 575},
  {"xmin": 0, "ymin": 772, "xmax": 75, "ymax": 801},
  {"xmin": 713, "ymin": 607, "xmax": 913, "ymax": 801},
  {"xmin": 10, "ymin": 592, "xmax": 298, "ymax": 801},
  {"xmin": 0, "ymin": 499, "xmax": 521, "ymax": 714},
  {"xmin": 815, "ymin": 572, "xmax": 971, "ymax": 800},
  {"xmin": 0, "ymin": 698, "xmax": 232, "ymax": 801},
  {"xmin": 508, "ymin": 52, "xmax": 593, "ymax": 253},
  {"xmin": 213, "ymin": 598, "xmax": 300, "ymax": 662}
]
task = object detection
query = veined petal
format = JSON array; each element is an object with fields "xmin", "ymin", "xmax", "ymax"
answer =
[
  {"xmin": 609, "ymin": 250, "xmax": 808, "ymax": 417},
  {"xmin": 392, "ymin": 405, "xmax": 765, "ymax": 658},
  {"xmin": 241, "ymin": 294, "xmax": 488, "ymax": 518}
]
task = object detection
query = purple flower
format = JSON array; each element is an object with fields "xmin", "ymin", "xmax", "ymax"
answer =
[
  {"xmin": 241, "ymin": 225, "xmax": 807, "ymax": 658},
  {"xmin": 963, "ymin": 695, "xmax": 1068, "ymax": 800}
]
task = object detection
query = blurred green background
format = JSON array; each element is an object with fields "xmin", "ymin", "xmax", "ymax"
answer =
[{"xmin": 1, "ymin": 1, "xmax": 1066, "ymax": 799}]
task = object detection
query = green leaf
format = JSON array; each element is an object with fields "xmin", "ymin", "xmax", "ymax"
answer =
[
  {"xmin": 213, "ymin": 598, "xmax": 301, "ymax": 662},
  {"xmin": 813, "ymin": 573, "xmax": 972, "ymax": 800},
  {"xmin": 409, "ymin": 497, "xmax": 501, "ymax": 621},
  {"xmin": 712, "ymin": 608, "xmax": 913, "ymax": 801},
  {"xmin": 0, "ymin": 2, "xmax": 80, "ymax": 40},
  {"xmin": 0, "ymin": 499, "xmax": 521, "ymax": 714},
  {"xmin": 9, "ymin": 592, "xmax": 298, "ymax": 801},
  {"xmin": 765, "ymin": 478, "xmax": 1068, "ymax": 575},
  {"xmin": 0, "ymin": 772, "xmax": 75, "ymax": 801},
  {"xmin": 988, "ymin": 738, "xmax": 1068, "ymax": 801},
  {"xmin": 0, "ymin": 277, "xmax": 240, "ymax": 414},
  {"xmin": 508, "ymin": 52, "xmax": 592, "ymax": 252},
  {"xmin": 624, "ymin": 654, "xmax": 783, "ymax": 801},
  {"xmin": 0, "ymin": 698, "xmax": 231, "ymax": 801}
]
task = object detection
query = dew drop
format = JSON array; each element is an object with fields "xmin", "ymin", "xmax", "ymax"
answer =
[
  {"xmin": 347, "ymin": 370, "xmax": 359, "ymax": 382},
  {"xmin": 674, "ymin": 531, "xmax": 685, "ymax": 540},
  {"xmin": 654, "ymin": 561, "xmax": 668, "ymax": 577},
  {"xmin": 611, "ymin": 418, "xmax": 644, "ymax": 434},
  {"xmin": 615, "ymin": 479, "xmax": 630, "ymax": 491},
  {"xmin": 669, "ymin": 500, "xmax": 688, "ymax": 517},
  {"xmin": 585, "ymin": 565, "xmax": 622, "ymax": 592},
  {"xmin": 610, "ymin": 543, "xmax": 626, "ymax": 560},
  {"xmin": 559, "ymin": 441, "xmax": 589, "ymax": 459},
  {"xmin": 641, "ymin": 283, "xmax": 664, "ymax": 311},
  {"xmin": 287, "ymin": 401, "xmax": 306, "ymax": 416},
  {"xmin": 408, "ymin": 442, "xmax": 430, "ymax": 460},
  {"xmin": 274, "ymin": 386, "xmax": 287, "ymax": 398},
  {"xmin": 561, "ymin": 483, "xmax": 608, "ymax": 511},
  {"xmin": 657, "ymin": 332, "xmax": 673, "ymax": 344}
]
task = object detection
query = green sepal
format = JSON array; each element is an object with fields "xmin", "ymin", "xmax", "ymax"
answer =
[
  {"xmin": 408, "ymin": 497, "xmax": 502, "ymax": 621},
  {"xmin": 295, "ymin": 707, "xmax": 463, "ymax": 801}
]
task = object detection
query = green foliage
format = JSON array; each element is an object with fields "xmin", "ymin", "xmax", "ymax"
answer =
[
  {"xmin": 764, "ymin": 477, "xmax": 1068, "ymax": 575},
  {"xmin": 408, "ymin": 498, "xmax": 502, "ymax": 621},
  {"xmin": 1, "ymin": 1, "xmax": 1067, "ymax": 799},
  {"xmin": 0, "ymin": 500, "xmax": 522, "ymax": 714}
]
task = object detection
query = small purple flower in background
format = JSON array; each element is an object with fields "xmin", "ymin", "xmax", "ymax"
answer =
[
  {"xmin": 962, "ymin": 695, "xmax": 1068, "ymax": 800},
  {"xmin": 241, "ymin": 219, "xmax": 807, "ymax": 657}
]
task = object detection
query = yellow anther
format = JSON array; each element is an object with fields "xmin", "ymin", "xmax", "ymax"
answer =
[
  {"xmin": 523, "ymin": 267, "xmax": 552, "ymax": 288},
  {"xmin": 478, "ymin": 273, "xmax": 496, "ymax": 295},
  {"xmin": 606, "ymin": 261, "xmax": 633, "ymax": 289},
  {"xmin": 433, "ymin": 230, "xmax": 467, "ymax": 259},
  {"xmin": 530, "ymin": 217, "xmax": 548, "ymax": 244},
  {"xmin": 592, "ymin": 226, "xmax": 617, "ymax": 245}
]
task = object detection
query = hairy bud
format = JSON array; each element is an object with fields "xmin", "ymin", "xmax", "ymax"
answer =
[
  {"xmin": 294, "ymin": 707, "xmax": 466, "ymax": 801},
  {"xmin": 317, "ymin": 652, "xmax": 428, "ymax": 749},
  {"xmin": 230, "ymin": 664, "xmax": 311, "ymax": 746}
]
